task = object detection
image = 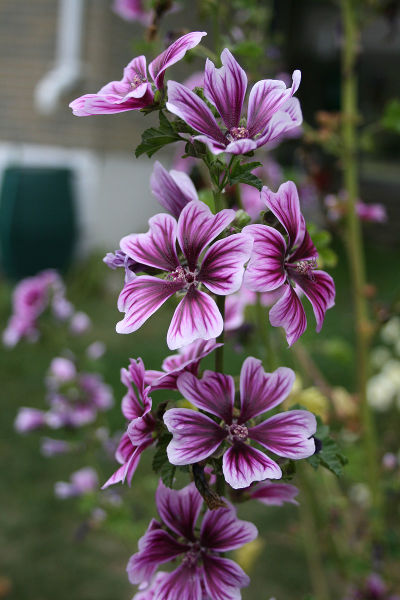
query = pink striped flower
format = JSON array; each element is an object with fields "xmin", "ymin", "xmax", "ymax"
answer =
[
  {"xmin": 166, "ymin": 48, "xmax": 302, "ymax": 155},
  {"xmin": 164, "ymin": 357, "xmax": 316, "ymax": 489},
  {"xmin": 116, "ymin": 201, "xmax": 253, "ymax": 350},
  {"xmin": 70, "ymin": 31, "xmax": 206, "ymax": 116},
  {"xmin": 112, "ymin": 0, "xmax": 152, "ymax": 25},
  {"xmin": 144, "ymin": 338, "xmax": 222, "ymax": 391},
  {"xmin": 102, "ymin": 358, "xmax": 155, "ymax": 488},
  {"xmin": 244, "ymin": 181, "xmax": 335, "ymax": 345},
  {"xmin": 150, "ymin": 161, "xmax": 198, "ymax": 219},
  {"xmin": 127, "ymin": 480, "xmax": 257, "ymax": 600}
]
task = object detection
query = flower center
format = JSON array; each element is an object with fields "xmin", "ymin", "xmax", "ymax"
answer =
[
  {"xmin": 226, "ymin": 423, "xmax": 249, "ymax": 443},
  {"xmin": 168, "ymin": 266, "xmax": 198, "ymax": 289},
  {"xmin": 228, "ymin": 126, "xmax": 249, "ymax": 141},
  {"xmin": 295, "ymin": 259, "xmax": 317, "ymax": 280},
  {"xmin": 182, "ymin": 542, "xmax": 202, "ymax": 568},
  {"xmin": 130, "ymin": 73, "xmax": 147, "ymax": 89}
]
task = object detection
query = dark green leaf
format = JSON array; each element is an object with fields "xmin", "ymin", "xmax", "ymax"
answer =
[
  {"xmin": 135, "ymin": 112, "xmax": 182, "ymax": 158},
  {"xmin": 152, "ymin": 433, "xmax": 172, "ymax": 473},
  {"xmin": 381, "ymin": 99, "xmax": 400, "ymax": 134},
  {"xmin": 228, "ymin": 160, "xmax": 263, "ymax": 190},
  {"xmin": 160, "ymin": 461, "xmax": 176, "ymax": 488},
  {"xmin": 307, "ymin": 416, "xmax": 347, "ymax": 477}
]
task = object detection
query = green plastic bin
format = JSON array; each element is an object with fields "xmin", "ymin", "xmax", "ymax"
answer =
[{"xmin": 0, "ymin": 166, "xmax": 77, "ymax": 279}]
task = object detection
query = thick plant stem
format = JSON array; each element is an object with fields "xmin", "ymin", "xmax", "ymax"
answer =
[
  {"xmin": 340, "ymin": 0, "xmax": 383, "ymax": 541},
  {"xmin": 215, "ymin": 295, "xmax": 225, "ymax": 372},
  {"xmin": 255, "ymin": 293, "xmax": 276, "ymax": 371},
  {"xmin": 298, "ymin": 466, "xmax": 331, "ymax": 600}
]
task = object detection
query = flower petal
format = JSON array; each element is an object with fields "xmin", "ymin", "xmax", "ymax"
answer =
[
  {"xmin": 243, "ymin": 224, "xmax": 287, "ymax": 291},
  {"xmin": 225, "ymin": 138, "xmax": 258, "ymax": 155},
  {"xmin": 121, "ymin": 358, "xmax": 152, "ymax": 419},
  {"xmin": 127, "ymin": 414, "xmax": 156, "ymax": 446},
  {"xmin": 167, "ymin": 288, "xmax": 223, "ymax": 350},
  {"xmin": 69, "ymin": 90, "xmax": 153, "ymax": 116},
  {"xmin": 120, "ymin": 213, "xmax": 179, "ymax": 272},
  {"xmin": 249, "ymin": 410, "xmax": 317, "ymax": 459},
  {"xmin": 177, "ymin": 201, "xmax": 235, "ymax": 270},
  {"xmin": 154, "ymin": 564, "xmax": 202, "ymax": 600},
  {"xmin": 149, "ymin": 31, "xmax": 207, "ymax": 89},
  {"xmin": 269, "ymin": 284, "xmax": 307, "ymax": 346},
  {"xmin": 127, "ymin": 529, "xmax": 188, "ymax": 585},
  {"xmin": 166, "ymin": 81, "xmax": 227, "ymax": 145},
  {"xmin": 199, "ymin": 233, "xmax": 253, "ymax": 295},
  {"xmin": 222, "ymin": 443, "xmax": 281, "ymax": 489},
  {"xmin": 164, "ymin": 408, "xmax": 226, "ymax": 465},
  {"xmin": 156, "ymin": 480, "xmax": 203, "ymax": 541},
  {"xmin": 201, "ymin": 555, "xmax": 250, "ymax": 600},
  {"xmin": 150, "ymin": 162, "xmax": 197, "ymax": 219},
  {"xmin": 290, "ymin": 269, "xmax": 335, "ymax": 332},
  {"xmin": 200, "ymin": 503, "xmax": 257, "ymax": 551},
  {"xmin": 260, "ymin": 182, "xmax": 304, "ymax": 249},
  {"xmin": 99, "ymin": 55, "xmax": 147, "ymax": 98},
  {"xmin": 249, "ymin": 481, "xmax": 299, "ymax": 506},
  {"xmin": 204, "ymin": 49, "xmax": 247, "ymax": 130},
  {"xmin": 247, "ymin": 70, "xmax": 301, "ymax": 137},
  {"xmin": 177, "ymin": 370, "xmax": 235, "ymax": 423},
  {"xmin": 255, "ymin": 97, "xmax": 303, "ymax": 148},
  {"xmin": 117, "ymin": 276, "xmax": 181, "ymax": 334},
  {"xmin": 239, "ymin": 357, "xmax": 295, "ymax": 422},
  {"xmin": 192, "ymin": 134, "xmax": 227, "ymax": 155}
]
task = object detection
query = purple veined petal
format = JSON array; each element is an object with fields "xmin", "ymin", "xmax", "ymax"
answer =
[
  {"xmin": 248, "ymin": 410, "xmax": 317, "ymax": 459},
  {"xmin": 198, "ymin": 233, "xmax": 253, "ymax": 295},
  {"xmin": 242, "ymin": 224, "xmax": 287, "ymax": 292},
  {"xmin": 257, "ymin": 98, "xmax": 303, "ymax": 148},
  {"xmin": 260, "ymin": 182, "xmax": 303, "ymax": 249},
  {"xmin": 150, "ymin": 161, "xmax": 197, "ymax": 219},
  {"xmin": 239, "ymin": 357, "xmax": 295, "ymax": 423},
  {"xmin": 177, "ymin": 370, "xmax": 235, "ymax": 423},
  {"xmin": 290, "ymin": 269, "xmax": 335, "ymax": 332},
  {"xmin": 98, "ymin": 55, "xmax": 148, "ymax": 99},
  {"xmin": 115, "ymin": 432, "xmax": 134, "ymax": 464},
  {"xmin": 149, "ymin": 31, "xmax": 207, "ymax": 89},
  {"xmin": 167, "ymin": 288, "xmax": 223, "ymax": 350},
  {"xmin": 156, "ymin": 480, "xmax": 203, "ymax": 541},
  {"xmin": 225, "ymin": 138, "xmax": 258, "ymax": 155},
  {"xmin": 127, "ymin": 529, "xmax": 189, "ymax": 585},
  {"xmin": 269, "ymin": 284, "xmax": 307, "ymax": 346},
  {"xmin": 201, "ymin": 555, "xmax": 250, "ymax": 600},
  {"xmin": 192, "ymin": 134, "xmax": 227, "ymax": 155},
  {"xmin": 247, "ymin": 70, "xmax": 301, "ymax": 137},
  {"xmin": 255, "ymin": 97, "xmax": 303, "ymax": 148},
  {"xmin": 200, "ymin": 503, "xmax": 257, "ymax": 552},
  {"xmin": 113, "ymin": 0, "xmax": 153, "ymax": 26},
  {"xmin": 69, "ymin": 90, "xmax": 153, "ymax": 116},
  {"xmin": 101, "ymin": 439, "xmax": 149, "ymax": 489},
  {"xmin": 204, "ymin": 48, "xmax": 247, "ymax": 131},
  {"xmin": 289, "ymin": 220, "xmax": 318, "ymax": 263},
  {"xmin": 153, "ymin": 564, "xmax": 202, "ymax": 600},
  {"xmin": 120, "ymin": 213, "xmax": 180, "ymax": 272},
  {"xmin": 222, "ymin": 443, "xmax": 282, "ymax": 489},
  {"xmin": 164, "ymin": 408, "xmax": 226, "ymax": 465},
  {"xmin": 132, "ymin": 572, "xmax": 169, "ymax": 600},
  {"xmin": 121, "ymin": 358, "xmax": 152, "ymax": 419},
  {"xmin": 116, "ymin": 276, "xmax": 182, "ymax": 334},
  {"xmin": 127, "ymin": 414, "xmax": 155, "ymax": 446},
  {"xmin": 166, "ymin": 81, "xmax": 227, "ymax": 146},
  {"xmin": 177, "ymin": 201, "xmax": 235, "ymax": 270},
  {"xmin": 249, "ymin": 481, "xmax": 299, "ymax": 506}
]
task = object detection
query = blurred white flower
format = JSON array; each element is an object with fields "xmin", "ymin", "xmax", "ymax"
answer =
[
  {"xmin": 349, "ymin": 483, "xmax": 371, "ymax": 507},
  {"xmin": 370, "ymin": 346, "xmax": 391, "ymax": 370},
  {"xmin": 367, "ymin": 373, "xmax": 395, "ymax": 411},
  {"xmin": 381, "ymin": 316, "xmax": 400, "ymax": 346}
]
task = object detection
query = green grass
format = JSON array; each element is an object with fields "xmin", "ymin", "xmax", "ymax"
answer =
[{"xmin": 0, "ymin": 235, "xmax": 399, "ymax": 600}]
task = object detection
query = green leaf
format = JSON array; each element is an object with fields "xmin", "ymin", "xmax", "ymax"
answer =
[
  {"xmin": 228, "ymin": 160, "xmax": 263, "ymax": 190},
  {"xmin": 135, "ymin": 112, "xmax": 182, "ymax": 158},
  {"xmin": 381, "ymin": 99, "xmax": 400, "ymax": 134},
  {"xmin": 160, "ymin": 461, "xmax": 176, "ymax": 488},
  {"xmin": 198, "ymin": 189, "xmax": 216, "ymax": 213},
  {"xmin": 307, "ymin": 415, "xmax": 347, "ymax": 477},
  {"xmin": 152, "ymin": 433, "xmax": 172, "ymax": 473}
]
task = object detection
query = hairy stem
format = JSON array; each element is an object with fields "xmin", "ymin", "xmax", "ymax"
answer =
[
  {"xmin": 340, "ymin": 0, "xmax": 383, "ymax": 541},
  {"xmin": 215, "ymin": 295, "xmax": 225, "ymax": 372}
]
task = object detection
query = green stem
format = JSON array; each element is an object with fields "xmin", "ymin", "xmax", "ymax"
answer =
[
  {"xmin": 255, "ymin": 293, "xmax": 275, "ymax": 371},
  {"xmin": 340, "ymin": 0, "xmax": 383, "ymax": 541},
  {"xmin": 298, "ymin": 465, "xmax": 331, "ymax": 600},
  {"xmin": 215, "ymin": 295, "xmax": 225, "ymax": 372}
]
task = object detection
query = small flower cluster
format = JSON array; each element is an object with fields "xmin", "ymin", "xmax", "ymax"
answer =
[
  {"xmin": 15, "ymin": 356, "xmax": 113, "ymax": 432},
  {"xmin": 3, "ymin": 269, "xmax": 91, "ymax": 347},
  {"xmin": 70, "ymin": 31, "xmax": 336, "ymax": 599}
]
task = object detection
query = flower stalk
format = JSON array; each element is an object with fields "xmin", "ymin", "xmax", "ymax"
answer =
[{"xmin": 340, "ymin": 0, "xmax": 383, "ymax": 541}]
